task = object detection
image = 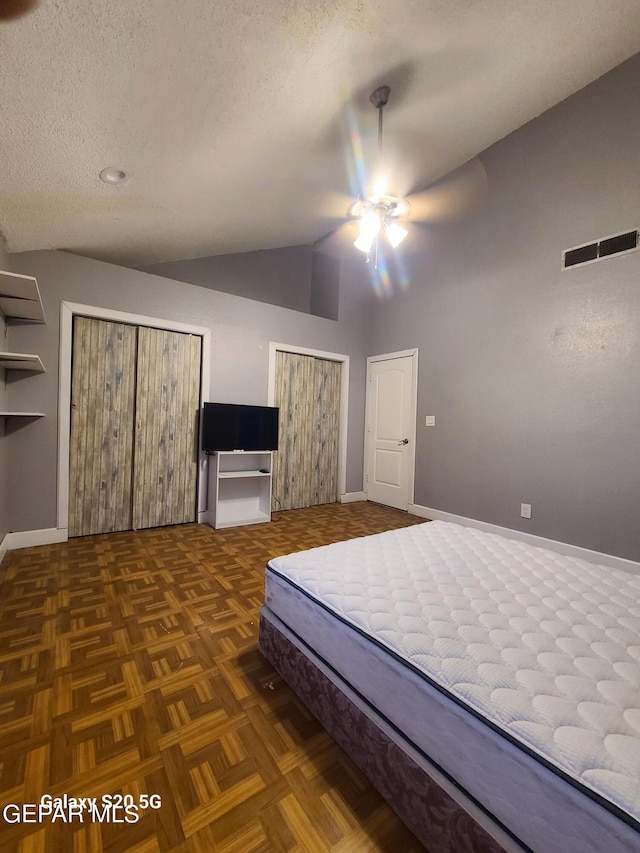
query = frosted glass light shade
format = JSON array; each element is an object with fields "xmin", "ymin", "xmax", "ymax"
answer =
[
  {"xmin": 385, "ymin": 221, "xmax": 408, "ymax": 248},
  {"xmin": 354, "ymin": 211, "xmax": 381, "ymax": 253}
]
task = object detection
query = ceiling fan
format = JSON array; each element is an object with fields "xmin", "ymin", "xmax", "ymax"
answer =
[
  {"xmin": 348, "ymin": 85, "xmax": 410, "ymax": 261},
  {"xmin": 318, "ymin": 84, "xmax": 489, "ymax": 266},
  {"xmin": 348, "ymin": 86, "xmax": 411, "ymax": 265}
]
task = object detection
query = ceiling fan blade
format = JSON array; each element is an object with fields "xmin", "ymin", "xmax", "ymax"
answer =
[
  {"xmin": 407, "ymin": 158, "xmax": 489, "ymax": 224},
  {"xmin": 315, "ymin": 191, "xmax": 356, "ymax": 221}
]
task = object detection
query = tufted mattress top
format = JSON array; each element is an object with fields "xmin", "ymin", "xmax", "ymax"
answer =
[{"xmin": 267, "ymin": 520, "xmax": 640, "ymax": 831}]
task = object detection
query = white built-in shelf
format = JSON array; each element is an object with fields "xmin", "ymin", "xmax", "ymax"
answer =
[
  {"xmin": 0, "ymin": 272, "xmax": 46, "ymax": 430},
  {"xmin": 208, "ymin": 451, "xmax": 273, "ymax": 529},
  {"xmin": 218, "ymin": 469, "xmax": 271, "ymax": 479},
  {"xmin": 0, "ymin": 411, "xmax": 45, "ymax": 418},
  {"xmin": 0, "ymin": 270, "xmax": 46, "ymax": 323},
  {"xmin": 0, "ymin": 352, "xmax": 45, "ymax": 372}
]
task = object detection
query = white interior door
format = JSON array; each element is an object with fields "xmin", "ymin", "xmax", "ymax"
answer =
[{"xmin": 365, "ymin": 353, "xmax": 416, "ymax": 510}]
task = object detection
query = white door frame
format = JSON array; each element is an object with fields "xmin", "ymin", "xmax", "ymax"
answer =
[
  {"xmin": 268, "ymin": 341, "xmax": 349, "ymax": 500},
  {"xmin": 58, "ymin": 301, "xmax": 211, "ymax": 534},
  {"xmin": 364, "ymin": 348, "xmax": 418, "ymax": 506}
]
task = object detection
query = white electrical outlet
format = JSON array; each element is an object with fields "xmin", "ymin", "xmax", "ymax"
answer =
[
  {"xmin": 425, "ymin": 415, "xmax": 436, "ymax": 426},
  {"xmin": 520, "ymin": 503, "xmax": 532, "ymax": 519}
]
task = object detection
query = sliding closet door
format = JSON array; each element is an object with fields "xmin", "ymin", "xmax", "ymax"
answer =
[
  {"xmin": 133, "ymin": 327, "xmax": 202, "ymax": 528},
  {"xmin": 69, "ymin": 317, "xmax": 137, "ymax": 537},
  {"xmin": 273, "ymin": 352, "xmax": 315, "ymax": 510},
  {"xmin": 312, "ymin": 357, "xmax": 341, "ymax": 504},
  {"xmin": 273, "ymin": 351, "xmax": 341, "ymax": 510}
]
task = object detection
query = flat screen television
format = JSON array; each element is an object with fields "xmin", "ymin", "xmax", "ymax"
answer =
[{"xmin": 202, "ymin": 402, "xmax": 279, "ymax": 453}]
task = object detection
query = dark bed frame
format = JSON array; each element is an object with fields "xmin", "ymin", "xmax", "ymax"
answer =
[{"xmin": 259, "ymin": 609, "xmax": 518, "ymax": 853}]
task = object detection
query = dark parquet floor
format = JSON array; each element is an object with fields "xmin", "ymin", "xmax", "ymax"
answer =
[{"xmin": 0, "ymin": 501, "xmax": 426, "ymax": 852}]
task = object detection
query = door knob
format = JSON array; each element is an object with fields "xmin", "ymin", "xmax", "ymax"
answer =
[{"xmin": 398, "ymin": 438, "xmax": 409, "ymax": 445}]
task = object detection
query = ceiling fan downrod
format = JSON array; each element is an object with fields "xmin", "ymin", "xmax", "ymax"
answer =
[{"xmin": 370, "ymin": 85, "xmax": 390, "ymax": 158}]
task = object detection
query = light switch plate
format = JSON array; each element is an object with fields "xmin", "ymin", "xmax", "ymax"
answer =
[{"xmin": 425, "ymin": 415, "xmax": 436, "ymax": 426}]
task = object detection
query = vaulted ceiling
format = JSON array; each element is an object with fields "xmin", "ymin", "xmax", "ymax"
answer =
[{"xmin": 1, "ymin": 1, "xmax": 640, "ymax": 267}]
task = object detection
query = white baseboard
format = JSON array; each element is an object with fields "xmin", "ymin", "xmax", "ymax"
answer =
[
  {"xmin": 5, "ymin": 528, "xmax": 68, "ymax": 551},
  {"xmin": 409, "ymin": 504, "xmax": 640, "ymax": 575},
  {"xmin": 0, "ymin": 534, "xmax": 7, "ymax": 565},
  {"xmin": 340, "ymin": 492, "xmax": 367, "ymax": 504}
]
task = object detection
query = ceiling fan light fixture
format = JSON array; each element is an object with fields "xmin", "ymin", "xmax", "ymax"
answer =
[{"xmin": 385, "ymin": 221, "xmax": 408, "ymax": 248}]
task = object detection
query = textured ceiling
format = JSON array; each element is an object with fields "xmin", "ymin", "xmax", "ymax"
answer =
[{"xmin": 1, "ymin": 1, "xmax": 640, "ymax": 267}]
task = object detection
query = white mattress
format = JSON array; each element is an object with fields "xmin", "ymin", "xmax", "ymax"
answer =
[{"xmin": 265, "ymin": 520, "xmax": 640, "ymax": 852}]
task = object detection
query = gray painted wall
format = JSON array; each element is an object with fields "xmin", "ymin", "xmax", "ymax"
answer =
[
  {"xmin": 310, "ymin": 249, "xmax": 340, "ymax": 321},
  {"xmin": 367, "ymin": 54, "xmax": 640, "ymax": 560},
  {"xmin": 140, "ymin": 245, "xmax": 322, "ymax": 315},
  {"xmin": 6, "ymin": 248, "xmax": 371, "ymax": 533}
]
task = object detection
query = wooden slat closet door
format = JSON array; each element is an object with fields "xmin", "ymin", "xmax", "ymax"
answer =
[
  {"xmin": 273, "ymin": 352, "xmax": 315, "ymax": 510},
  {"xmin": 313, "ymin": 357, "xmax": 341, "ymax": 505},
  {"xmin": 273, "ymin": 351, "xmax": 340, "ymax": 510},
  {"xmin": 133, "ymin": 327, "xmax": 202, "ymax": 529},
  {"xmin": 69, "ymin": 317, "xmax": 137, "ymax": 537}
]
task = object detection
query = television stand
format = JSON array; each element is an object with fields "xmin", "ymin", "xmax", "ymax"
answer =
[{"xmin": 207, "ymin": 450, "xmax": 273, "ymax": 529}]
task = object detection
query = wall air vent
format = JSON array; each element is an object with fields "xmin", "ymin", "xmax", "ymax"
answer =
[
  {"xmin": 564, "ymin": 243, "xmax": 598, "ymax": 267},
  {"xmin": 563, "ymin": 229, "xmax": 638, "ymax": 269}
]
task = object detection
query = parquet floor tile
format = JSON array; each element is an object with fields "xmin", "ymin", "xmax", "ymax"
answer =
[{"xmin": 0, "ymin": 502, "xmax": 425, "ymax": 852}]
